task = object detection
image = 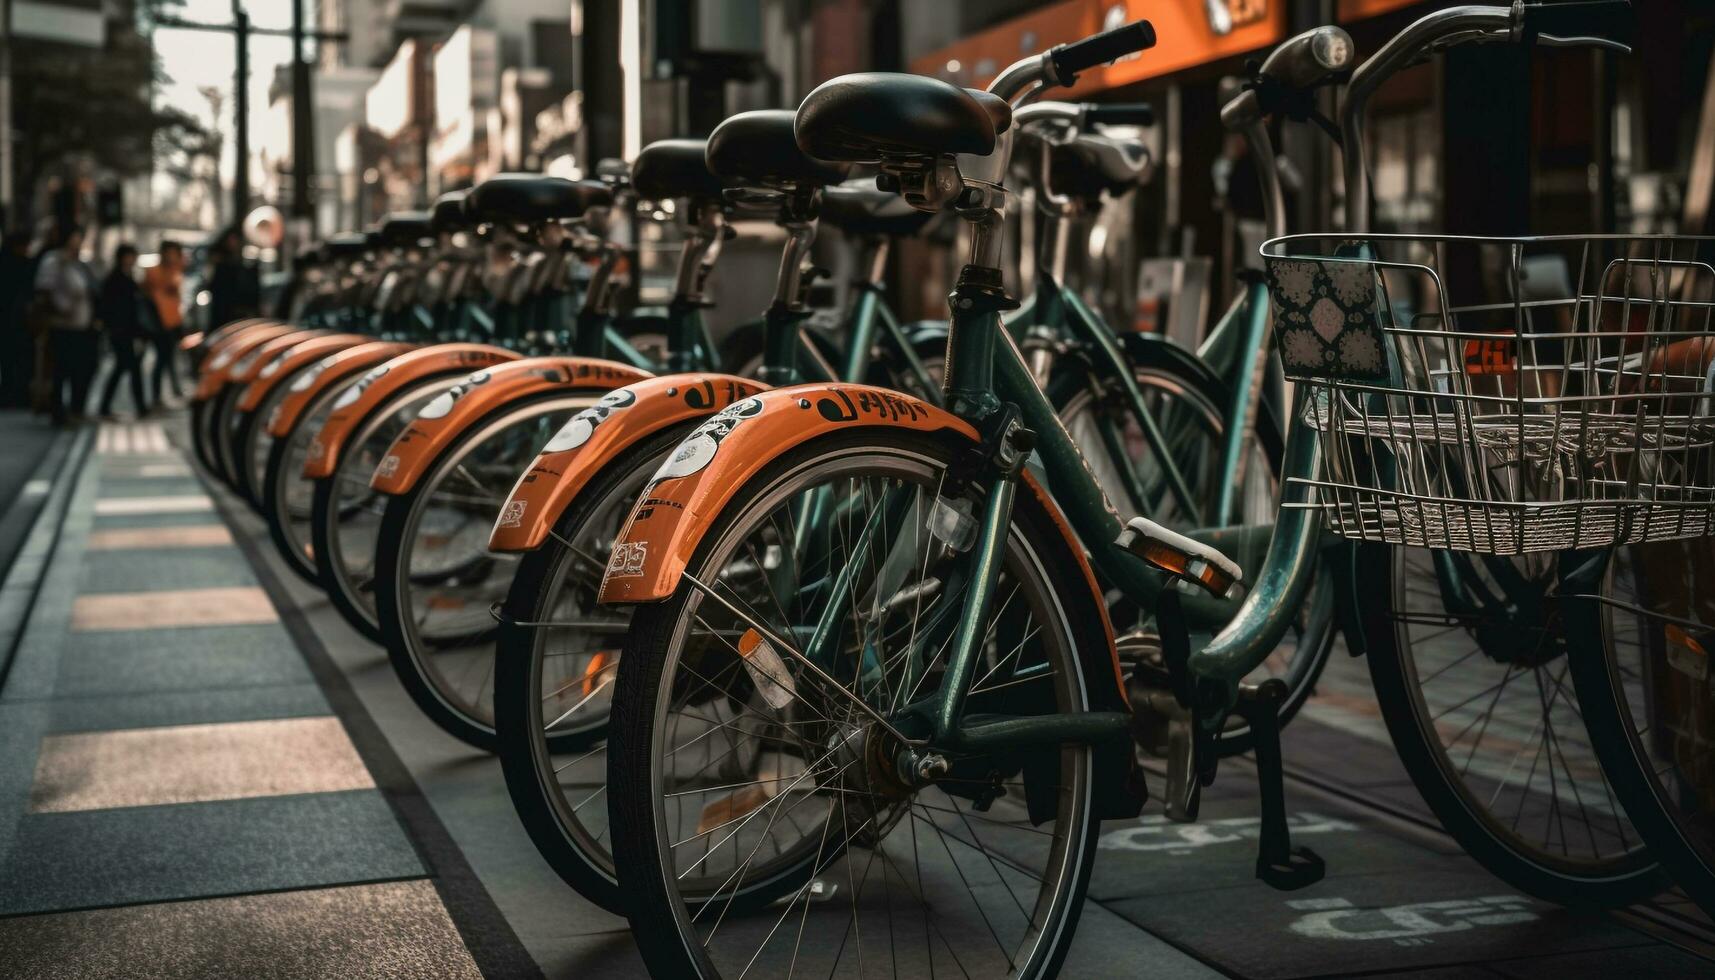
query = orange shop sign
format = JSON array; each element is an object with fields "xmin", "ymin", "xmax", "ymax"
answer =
[{"xmin": 909, "ymin": 0, "xmax": 1285, "ymax": 94}]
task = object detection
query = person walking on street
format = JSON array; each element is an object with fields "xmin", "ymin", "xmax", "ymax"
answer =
[
  {"xmin": 207, "ymin": 228, "xmax": 258, "ymax": 330},
  {"xmin": 32, "ymin": 226, "xmax": 100, "ymax": 426},
  {"xmin": 96, "ymin": 243, "xmax": 152, "ymax": 420},
  {"xmin": 143, "ymin": 238, "xmax": 186, "ymax": 404}
]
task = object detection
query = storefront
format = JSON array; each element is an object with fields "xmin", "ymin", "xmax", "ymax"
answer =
[{"xmin": 903, "ymin": 0, "xmax": 1715, "ymax": 338}]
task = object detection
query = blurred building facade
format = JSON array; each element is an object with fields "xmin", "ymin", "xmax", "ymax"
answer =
[{"xmin": 239, "ymin": 0, "xmax": 1712, "ymax": 337}]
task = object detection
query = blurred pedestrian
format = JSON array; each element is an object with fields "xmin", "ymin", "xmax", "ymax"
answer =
[
  {"xmin": 143, "ymin": 238, "xmax": 186, "ymax": 403},
  {"xmin": 0, "ymin": 228, "xmax": 33, "ymax": 407},
  {"xmin": 207, "ymin": 227, "xmax": 258, "ymax": 330},
  {"xmin": 32, "ymin": 225, "xmax": 99, "ymax": 425},
  {"xmin": 96, "ymin": 243, "xmax": 152, "ymax": 420}
]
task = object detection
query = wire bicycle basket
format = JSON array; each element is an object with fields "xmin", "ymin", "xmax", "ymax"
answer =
[{"xmin": 1264, "ymin": 233, "xmax": 1715, "ymax": 554}]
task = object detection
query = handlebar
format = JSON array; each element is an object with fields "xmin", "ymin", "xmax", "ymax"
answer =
[
  {"xmin": 1520, "ymin": 0, "xmax": 1634, "ymax": 44},
  {"xmin": 1048, "ymin": 20, "xmax": 1158, "ymax": 81},
  {"xmin": 962, "ymin": 19, "xmax": 1156, "ymax": 192},
  {"xmin": 1215, "ymin": 27, "xmax": 1354, "ymax": 241},
  {"xmin": 1343, "ymin": 2, "xmax": 1633, "ymax": 232}
]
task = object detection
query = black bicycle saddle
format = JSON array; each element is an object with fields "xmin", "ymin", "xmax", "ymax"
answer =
[
  {"xmin": 1050, "ymin": 133, "xmax": 1151, "ymax": 200},
  {"xmin": 705, "ymin": 110, "xmax": 849, "ymax": 190},
  {"xmin": 378, "ymin": 211, "xmax": 435, "ymax": 248},
  {"xmin": 795, "ymin": 72, "xmax": 1011, "ymax": 162},
  {"xmin": 465, "ymin": 173, "xmax": 613, "ymax": 224},
  {"xmin": 430, "ymin": 190, "xmax": 471, "ymax": 233},
  {"xmin": 322, "ymin": 232, "xmax": 370, "ymax": 259},
  {"xmin": 632, "ymin": 139, "xmax": 724, "ymax": 202}
]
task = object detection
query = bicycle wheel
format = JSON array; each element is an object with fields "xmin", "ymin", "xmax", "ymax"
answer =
[
  {"xmin": 230, "ymin": 404, "xmax": 269, "ymax": 511},
  {"xmin": 1357, "ymin": 541, "xmax": 1666, "ymax": 907},
  {"xmin": 213, "ymin": 384, "xmax": 250, "ymax": 490},
  {"xmin": 199, "ymin": 385, "xmax": 242, "ymax": 485},
  {"xmin": 494, "ymin": 422, "xmax": 693, "ymax": 911},
  {"xmin": 372, "ymin": 394, "xmax": 594, "ymax": 750},
  {"xmin": 611, "ymin": 428, "xmax": 1106, "ymax": 979},
  {"xmin": 263, "ymin": 377, "xmax": 355, "ymax": 587},
  {"xmin": 234, "ymin": 367, "xmax": 309, "ymax": 513},
  {"xmin": 311, "ymin": 378, "xmax": 458, "ymax": 642},
  {"xmin": 1051, "ymin": 344, "xmax": 1336, "ymax": 754},
  {"xmin": 1568, "ymin": 542, "xmax": 1715, "ymax": 914}
]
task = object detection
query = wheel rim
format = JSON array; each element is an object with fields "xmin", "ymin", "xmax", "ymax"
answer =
[
  {"xmin": 325, "ymin": 383, "xmax": 450, "ymax": 623},
  {"xmin": 396, "ymin": 399, "xmax": 592, "ymax": 728},
  {"xmin": 1600, "ymin": 544, "xmax": 1715, "ymax": 887},
  {"xmin": 643, "ymin": 445, "xmax": 1094, "ymax": 976},
  {"xmin": 1386, "ymin": 545, "xmax": 1650, "ymax": 876},
  {"xmin": 519, "ymin": 443, "xmax": 669, "ymax": 880},
  {"xmin": 272, "ymin": 386, "xmax": 350, "ymax": 578}
]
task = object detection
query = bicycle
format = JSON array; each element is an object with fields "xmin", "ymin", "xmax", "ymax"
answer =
[
  {"xmin": 594, "ymin": 6, "xmax": 1667, "ymax": 976},
  {"xmin": 477, "ymin": 114, "xmax": 988, "ymax": 911},
  {"xmin": 1011, "ymin": 96, "xmax": 1336, "ymax": 753},
  {"xmin": 484, "ymin": 93, "xmax": 1317, "ymax": 914},
  {"xmin": 302, "ymin": 175, "xmax": 643, "ymax": 642}
]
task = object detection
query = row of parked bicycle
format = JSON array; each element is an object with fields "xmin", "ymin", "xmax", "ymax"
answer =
[{"xmin": 185, "ymin": 2, "xmax": 1709, "ymax": 975}]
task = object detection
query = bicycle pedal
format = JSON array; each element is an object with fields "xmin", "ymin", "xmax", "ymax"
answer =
[{"xmin": 1116, "ymin": 517, "xmax": 1242, "ymax": 598}]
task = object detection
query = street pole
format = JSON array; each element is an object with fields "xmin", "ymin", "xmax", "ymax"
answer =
[
  {"xmin": 290, "ymin": 0, "xmax": 315, "ymax": 234},
  {"xmin": 232, "ymin": 2, "xmax": 249, "ymax": 227},
  {"xmin": 1, "ymin": 0, "xmax": 13, "ymax": 227},
  {"xmin": 157, "ymin": 10, "xmax": 342, "ymax": 238}
]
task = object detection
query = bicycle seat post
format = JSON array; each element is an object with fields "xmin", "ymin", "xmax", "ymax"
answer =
[{"xmin": 759, "ymin": 189, "xmax": 820, "ymax": 386}]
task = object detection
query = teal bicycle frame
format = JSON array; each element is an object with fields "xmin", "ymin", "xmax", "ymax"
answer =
[
  {"xmin": 1015, "ymin": 253, "xmax": 1279, "ymax": 530},
  {"xmin": 793, "ymin": 267, "xmax": 1321, "ymax": 753}
]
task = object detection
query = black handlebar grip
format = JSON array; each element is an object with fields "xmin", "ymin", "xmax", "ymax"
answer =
[
  {"xmin": 1051, "ymin": 20, "xmax": 1157, "ymax": 79},
  {"xmin": 1084, "ymin": 103, "xmax": 1155, "ymax": 128},
  {"xmin": 1521, "ymin": 0, "xmax": 1635, "ymax": 44}
]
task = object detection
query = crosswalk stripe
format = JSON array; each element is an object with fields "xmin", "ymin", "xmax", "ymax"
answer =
[{"xmin": 93, "ymin": 495, "xmax": 213, "ymax": 515}]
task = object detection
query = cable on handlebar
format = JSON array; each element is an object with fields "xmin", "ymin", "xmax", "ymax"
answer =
[{"xmin": 1240, "ymin": 59, "xmax": 1348, "ymax": 145}]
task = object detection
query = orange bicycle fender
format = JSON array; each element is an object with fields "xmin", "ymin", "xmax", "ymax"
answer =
[
  {"xmin": 597, "ymin": 384, "xmax": 976, "ymax": 604},
  {"xmin": 370, "ymin": 357, "xmax": 653, "ymax": 496},
  {"xmin": 302, "ymin": 344, "xmax": 521, "ymax": 479},
  {"xmin": 230, "ymin": 330, "xmax": 329, "ymax": 388},
  {"xmin": 596, "ymin": 381, "xmax": 1123, "ymax": 705},
  {"xmin": 487, "ymin": 374, "xmax": 767, "ymax": 554},
  {"xmin": 266, "ymin": 341, "xmax": 416, "ymax": 438},
  {"xmin": 199, "ymin": 319, "xmax": 282, "ymax": 363},
  {"xmin": 237, "ymin": 334, "xmax": 369, "ymax": 413},
  {"xmin": 199, "ymin": 317, "xmax": 274, "ymax": 352},
  {"xmin": 193, "ymin": 324, "xmax": 299, "ymax": 401}
]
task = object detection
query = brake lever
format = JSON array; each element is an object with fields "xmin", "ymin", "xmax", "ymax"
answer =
[{"xmin": 1536, "ymin": 33, "xmax": 1631, "ymax": 53}]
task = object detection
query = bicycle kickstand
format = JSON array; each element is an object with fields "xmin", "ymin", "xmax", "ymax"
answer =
[{"xmin": 1235, "ymin": 678, "xmax": 1326, "ymax": 891}]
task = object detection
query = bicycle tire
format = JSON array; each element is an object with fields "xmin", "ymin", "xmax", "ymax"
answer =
[
  {"xmin": 1565, "ymin": 544, "xmax": 1715, "ymax": 915},
  {"xmin": 311, "ymin": 377, "xmax": 460, "ymax": 642},
  {"xmin": 373, "ymin": 392, "xmax": 595, "ymax": 751},
  {"xmin": 1357, "ymin": 540, "xmax": 1666, "ymax": 907},
  {"xmin": 610, "ymin": 427, "xmax": 1107, "ymax": 979},
  {"xmin": 493, "ymin": 422, "xmax": 695, "ymax": 912},
  {"xmin": 261, "ymin": 378, "xmax": 355, "ymax": 587}
]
